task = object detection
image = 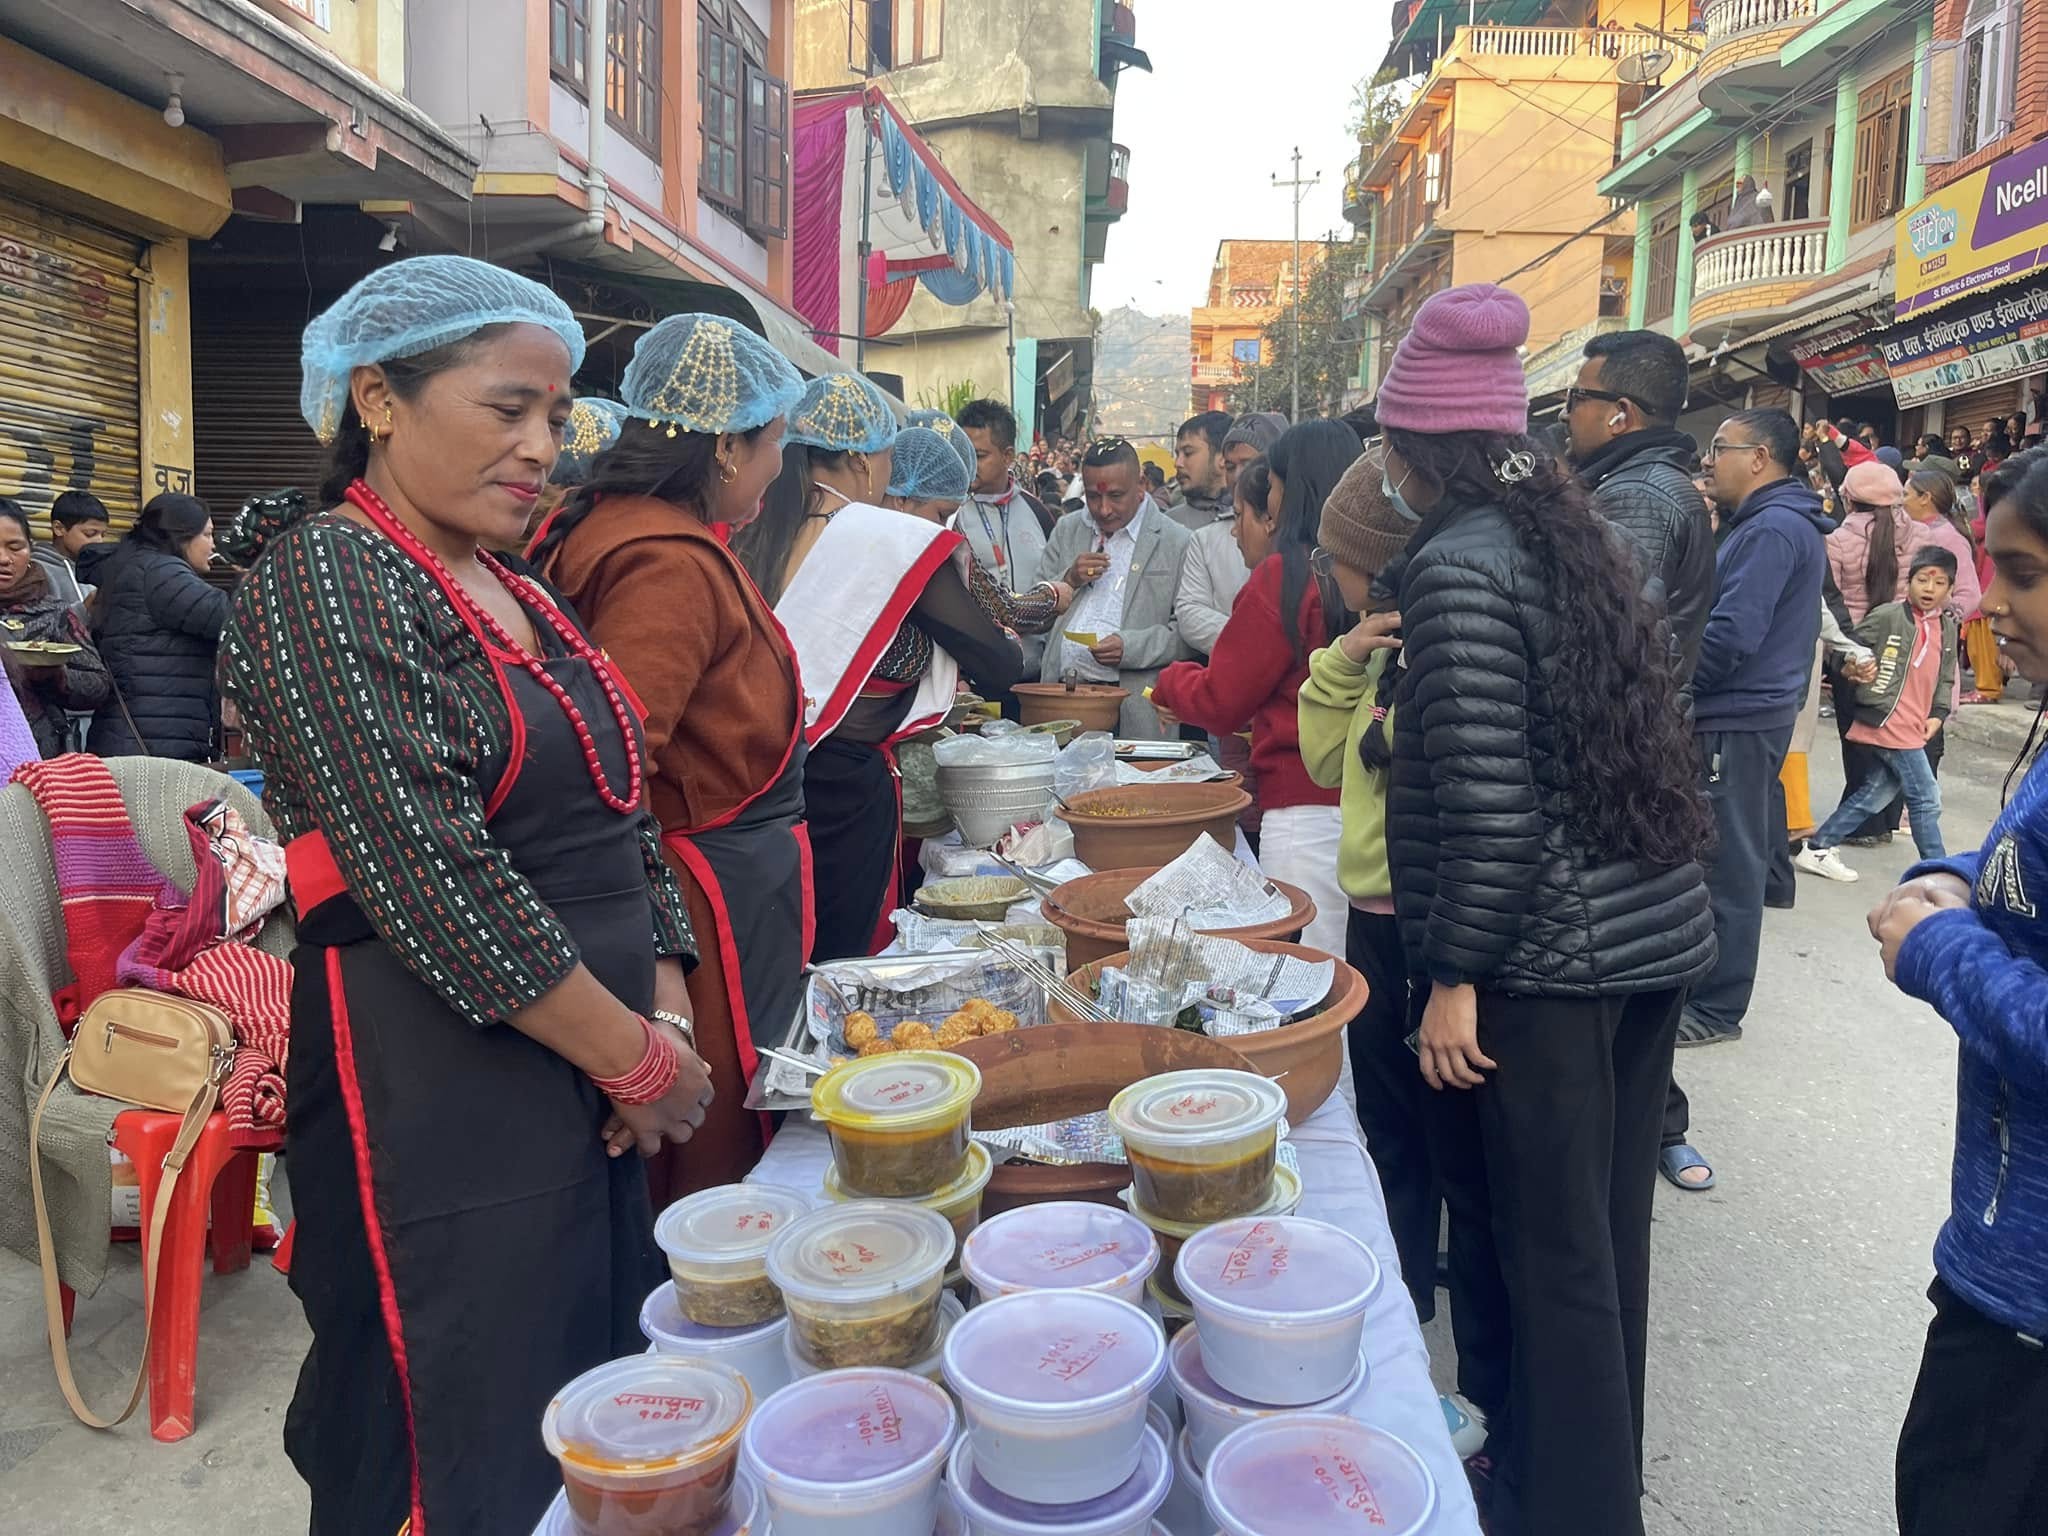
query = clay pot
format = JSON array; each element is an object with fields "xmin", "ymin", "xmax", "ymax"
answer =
[
  {"xmin": 1014, "ymin": 682, "xmax": 1127, "ymax": 732},
  {"xmin": 1051, "ymin": 938, "xmax": 1367, "ymax": 1125},
  {"xmin": 953, "ymin": 1022, "xmax": 1257, "ymax": 1217},
  {"xmin": 1059, "ymin": 782, "xmax": 1253, "ymax": 870},
  {"xmin": 1043, "ymin": 866, "xmax": 1317, "ymax": 970}
]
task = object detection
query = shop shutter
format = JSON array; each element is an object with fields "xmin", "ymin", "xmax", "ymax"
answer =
[
  {"xmin": 0, "ymin": 194, "xmax": 144, "ymax": 533},
  {"xmin": 190, "ymin": 305, "xmax": 332, "ymax": 529},
  {"xmin": 1942, "ymin": 380, "xmax": 2027, "ymax": 439}
]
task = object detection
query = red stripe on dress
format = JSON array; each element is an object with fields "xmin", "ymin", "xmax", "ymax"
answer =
[
  {"xmin": 285, "ymin": 833, "xmax": 349, "ymax": 915},
  {"xmin": 660, "ymin": 834, "xmax": 774, "ymax": 1146},
  {"xmin": 324, "ymin": 948, "xmax": 425, "ymax": 1533}
]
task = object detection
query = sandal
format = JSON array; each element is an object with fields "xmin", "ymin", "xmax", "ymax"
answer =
[{"xmin": 1659, "ymin": 1143, "xmax": 1716, "ymax": 1191}]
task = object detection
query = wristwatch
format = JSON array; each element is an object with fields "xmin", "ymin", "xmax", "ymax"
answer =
[{"xmin": 650, "ymin": 1008, "xmax": 697, "ymax": 1051}]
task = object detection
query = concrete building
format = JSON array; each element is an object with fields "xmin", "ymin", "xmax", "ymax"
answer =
[
  {"xmin": 1343, "ymin": 2, "xmax": 1687, "ymax": 403},
  {"xmin": 1189, "ymin": 239, "xmax": 1325, "ymax": 414},
  {"xmin": 793, "ymin": 0, "xmax": 1147, "ymax": 438}
]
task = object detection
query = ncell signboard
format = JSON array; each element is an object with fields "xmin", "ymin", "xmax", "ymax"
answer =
[{"xmin": 1898, "ymin": 136, "xmax": 2048, "ymax": 320}]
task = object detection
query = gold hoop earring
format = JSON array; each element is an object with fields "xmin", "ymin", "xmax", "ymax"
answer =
[
  {"xmin": 367, "ymin": 403, "xmax": 393, "ymax": 446},
  {"xmin": 717, "ymin": 456, "xmax": 736, "ymax": 484}
]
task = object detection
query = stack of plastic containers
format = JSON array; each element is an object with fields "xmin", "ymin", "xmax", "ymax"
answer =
[
  {"xmin": 645, "ymin": 1183, "xmax": 813, "ymax": 1400},
  {"xmin": 767, "ymin": 1200, "xmax": 959, "ymax": 1372},
  {"xmin": 959, "ymin": 1201, "xmax": 1159, "ymax": 1308},
  {"xmin": 1201, "ymin": 1414, "xmax": 1440, "ymax": 1536},
  {"xmin": 740, "ymin": 1366, "xmax": 958, "ymax": 1535},
  {"xmin": 540, "ymin": 1355, "xmax": 754, "ymax": 1534}
]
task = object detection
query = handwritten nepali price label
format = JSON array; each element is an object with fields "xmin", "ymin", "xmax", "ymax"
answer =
[
  {"xmin": 1035, "ymin": 1240, "xmax": 1122, "ymax": 1274},
  {"xmin": 1035, "ymin": 1329, "xmax": 1121, "ymax": 1384},
  {"xmin": 1166, "ymin": 1092, "xmax": 1221, "ymax": 1121},
  {"xmin": 614, "ymin": 1392, "xmax": 709, "ymax": 1426},
  {"xmin": 877, "ymin": 1078, "xmax": 931, "ymax": 1106},
  {"xmin": 1312, "ymin": 1449, "xmax": 1388, "ymax": 1525},
  {"xmin": 822, "ymin": 1241, "xmax": 882, "ymax": 1276},
  {"xmin": 1219, "ymin": 1221, "xmax": 1290, "ymax": 1288},
  {"xmin": 732, "ymin": 1209, "xmax": 780, "ymax": 1232},
  {"xmin": 854, "ymin": 1384, "xmax": 906, "ymax": 1450}
]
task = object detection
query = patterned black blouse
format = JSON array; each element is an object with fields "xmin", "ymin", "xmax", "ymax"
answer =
[{"xmin": 219, "ymin": 513, "xmax": 694, "ymax": 1029}]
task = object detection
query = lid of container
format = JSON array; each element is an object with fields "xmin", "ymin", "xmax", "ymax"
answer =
[
  {"xmin": 1202, "ymin": 1415, "xmax": 1438, "ymax": 1536},
  {"xmin": 961, "ymin": 1201, "xmax": 1159, "ymax": 1297},
  {"xmin": 1167, "ymin": 1324, "xmax": 1363, "ymax": 1412},
  {"xmin": 742, "ymin": 1367, "xmax": 955, "ymax": 1492},
  {"xmin": 654, "ymin": 1183, "xmax": 812, "ymax": 1269},
  {"xmin": 943, "ymin": 1290, "xmax": 1167, "ymax": 1414},
  {"xmin": 824, "ymin": 1140, "xmax": 994, "ymax": 1211},
  {"xmin": 537, "ymin": 1471, "xmax": 762, "ymax": 1535},
  {"xmin": 811, "ymin": 1051, "xmax": 981, "ymax": 1133},
  {"xmin": 950, "ymin": 1423, "xmax": 1172, "ymax": 1536},
  {"xmin": 1121, "ymin": 1164, "xmax": 1302, "ymax": 1238},
  {"xmin": 541, "ymin": 1356, "xmax": 751, "ymax": 1474},
  {"xmin": 639, "ymin": 1281, "xmax": 787, "ymax": 1354},
  {"xmin": 1108, "ymin": 1070, "xmax": 1285, "ymax": 1150},
  {"xmin": 766, "ymin": 1201, "xmax": 956, "ymax": 1306},
  {"xmin": 1175, "ymin": 1216, "xmax": 1381, "ymax": 1325}
]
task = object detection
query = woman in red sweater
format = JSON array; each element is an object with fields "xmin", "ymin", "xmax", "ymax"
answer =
[{"xmin": 1152, "ymin": 420, "xmax": 1361, "ymax": 954}]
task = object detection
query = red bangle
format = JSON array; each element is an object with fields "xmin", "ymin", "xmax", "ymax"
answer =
[{"xmin": 593, "ymin": 1015, "xmax": 681, "ymax": 1106}]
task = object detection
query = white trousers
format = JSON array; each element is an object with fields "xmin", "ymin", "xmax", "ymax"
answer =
[{"xmin": 1255, "ymin": 803, "xmax": 1349, "ymax": 959}]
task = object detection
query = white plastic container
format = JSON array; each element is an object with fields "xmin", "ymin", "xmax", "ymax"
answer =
[
  {"xmin": 788, "ymin": 1292, "xmax": 966, "ymax": 1388},
  {"xmin": 541, "ymin": 1355, "xmax": 752, "ymax": 1536},
  {"xmin": 1156, "ymin": 1425, "xmax": 1208, "ymax": 1536},
  {"xmin": 1107, "ymin": 1070, "xmax": 1286, "ymax": 1224},
  {"xmin": 740, "ymin": 1366, "xmax": 957, "ymax": 1536},
  {"xmin": 535, "ymin": 1468, "xmax": 762, "ymax": 1535},
  {"xmin": 1167, "ymin": 1325, "xmax": 1367, "ymax": 1473},
  {"xmin": 960, "ymin": 1201, "xmax": 1160, "ymax": 1308},
  {"xmin": 640, "ymin": 1280, "xmax": 793, "ymax": 1401},
  {"xmin": 1173, "ymin": 1216, "xmax": 1381, "ymax": 1406},
  {"xmin": 655, "ymin": 1183, "xmax": 812, "ymax": 1328},
  {"xmin": 1201, "ymin": 1414, "xmax": 1438, "ymax": 1536},
  {"xmin": 948, "ymin": 1417, "xmax": 1171, "ymax": 1536},
  {"xmin": 942, "ymin": 1289, "xmax": 1169, "ymax": 1505},
  {"xmin": 768, "ymin": 1201, "xmax": 957, "ymax": 1370}
]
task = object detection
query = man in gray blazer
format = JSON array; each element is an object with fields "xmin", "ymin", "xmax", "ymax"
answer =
[{"xmin": 1034, "ymin": 438, "xmax": 1192, "ymax": 737}]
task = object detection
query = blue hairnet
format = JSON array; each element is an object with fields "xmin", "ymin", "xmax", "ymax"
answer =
[
  {"xmin": 551, "ymin": 397, "xmax": 627, "ymax": 487},
  {"xmin": 621, "ymin": 313, "xmax": 803, "ymax": 436},
  {"xmin": 887, "ymin": 427, "xmax": 971, "ymax": 503},
  {"xmin": 301, "ymin": 255, "xmax": 586, "ymax": 444},
  {"xmin": 783, "ymin": 372, "xmax": 897, "ymax": 453},
  {"xmin": 905, "ymin": 409, "xmax": 977, "ymax": 478}
]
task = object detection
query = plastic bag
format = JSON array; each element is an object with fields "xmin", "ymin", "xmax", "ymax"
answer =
[{"xmin": 1054, "ymin": 730, "xmax": 1118, "ymax": 799}]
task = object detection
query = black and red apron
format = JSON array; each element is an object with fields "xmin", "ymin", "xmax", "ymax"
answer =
[{"xmin": 282, "ymin": 568, "xmax": 662, "ymax": 1534}]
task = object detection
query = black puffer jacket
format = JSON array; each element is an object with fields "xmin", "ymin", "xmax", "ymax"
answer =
[
  {"xmin": 86, "ymin": 542, "xmax": 229, "ymax": 761},
  {"xmin": 1577, "ymin": 429, "xmax": 1717, "ymax": 684},
  {"xmin": 1385, "ymin": 496, "xmax": 1716, "ymax": 996}
]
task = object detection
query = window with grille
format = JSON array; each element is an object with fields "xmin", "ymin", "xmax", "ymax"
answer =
[
  {"xmin": 1923, "ymin": 0, "xmax": 2022, "ymax": 165},
  {"xmin": 1852, "ymin": 66, "xmax": 1913, "ymax": 228},
  {"xmin": 551, "ymin": 0, "xmax": 659, "ymax": 156},
  {"xmin": 700, "ymin": 2, "xmax": 788, "ymax": 236}
]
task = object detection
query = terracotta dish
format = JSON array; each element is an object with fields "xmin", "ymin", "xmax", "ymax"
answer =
[
  {"xmin": 1014, "ymin": 682, "xmax": 1127, "ymax": 732},
  {"xmin": 1058, "ymin": 782, "xmax": 1253, "ymax": 869},
  {"xmin": 1044, "ymin": 866, "xmax": 1316, "ymax": 970},
  {"xmin": 1051, "ymin": 938, "xmax": 1368, "ymax": 1124}
]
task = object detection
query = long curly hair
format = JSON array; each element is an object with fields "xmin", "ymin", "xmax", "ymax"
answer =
[{"xmin": 1383, "ymin": 426, "xmax": 1714, "ymax": 869}]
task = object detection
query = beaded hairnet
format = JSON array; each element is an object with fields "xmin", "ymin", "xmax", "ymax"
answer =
[
  {"xmin": 550, "ymin": 397, "xmax": 626, "ymax": 487},
  {"xmin": 887, "ymin": 427, "xmax": 971, "ymax": 503},
  {"xmin": 300, "ymin": 255, "xmax": 587, "ymax": 444},
  {"xmin": 783, "ymin": 372, "xmax": 898, "ymax": 454},
  {"xmin": 906, "ymin": 409, "xmax": 977, "ymax": 478},
  {"xmin": 621, "ymin": 313, "xmax": 803, "ymax": 436}
]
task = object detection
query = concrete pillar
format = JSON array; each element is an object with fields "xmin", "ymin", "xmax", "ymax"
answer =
[
  {"xmin": 1826, "ymin": 68, "xmax": 1860, "ymax": 270},
  {"xmin": 1629, "ymin": 203, "xmax": 1652, "ymax": 328},
  {"xmin": 1905, "ymin": 11, "xmax": 1935, "ymax": 208},
  {"xmin": 1674, "ymin": 167, "xmax": 1700, "ymax": 336}
]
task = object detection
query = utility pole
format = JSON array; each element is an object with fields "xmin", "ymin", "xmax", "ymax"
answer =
[{"xmin": 1272, "ymin": 146, "xmax": 1320, "ymax": 420}]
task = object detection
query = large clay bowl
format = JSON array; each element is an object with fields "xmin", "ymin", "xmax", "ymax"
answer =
[
  {"xmin": 1059, "ymin": 781, "xmax": 1253, "ymax": 870},
  {"xmin": 1044, "ymin": 866, "xmax": 1317, "ymax": 970},
  {"xmin": 952, "ymin": 1022, "xmax": 1256, "ymax": 1217},
  {"xmin": 1014, "ymin": 682, "xmax": 1127, "ymax": 732},
  {"xmin": 1052, "ymin": 938, "xmax": 1367, "ymax": 1125}
]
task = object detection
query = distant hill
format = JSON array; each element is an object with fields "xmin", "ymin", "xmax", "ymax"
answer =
[{"xmin": 1093, "ymin": 306, "xmax": 1192, "ymax": 444}]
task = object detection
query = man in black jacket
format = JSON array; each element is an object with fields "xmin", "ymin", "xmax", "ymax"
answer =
[{"xmin": 1566, "ymin": 329, "xmax": 1721, "ymax": 1191}]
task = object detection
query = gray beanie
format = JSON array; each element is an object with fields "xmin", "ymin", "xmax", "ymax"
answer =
[{"xmin": 1223, "ymin": 411, "xmax": 1289, "ymax": 453}]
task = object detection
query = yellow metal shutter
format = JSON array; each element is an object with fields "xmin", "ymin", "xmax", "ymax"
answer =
[{"xmin": 0, "ymin": 194, "xmax": 144, "ymax": 533}]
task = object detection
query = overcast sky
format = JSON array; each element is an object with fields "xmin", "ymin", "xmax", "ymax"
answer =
[{"xmin": 1091, "ymin": 5, "xmax": 1391, "ymax": 316}]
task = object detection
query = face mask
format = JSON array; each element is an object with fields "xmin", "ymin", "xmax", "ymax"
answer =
[{"xmin": 1383, "ymin": 466, "xmax": 1421, "ymax": 523}]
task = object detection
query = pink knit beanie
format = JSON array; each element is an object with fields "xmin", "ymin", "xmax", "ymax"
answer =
[
  {"xmin": 1841, "ymin": 459, "xmax": 1904, "ymax": 507},
  {"xmin": 1375, "ymin": 284, "xmax": 1531, "ymax": 436}
]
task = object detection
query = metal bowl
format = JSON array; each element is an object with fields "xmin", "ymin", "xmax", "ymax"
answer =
[{"xmin": 936, "ymin": 760, "xmax": 1056, "ymax": 847}]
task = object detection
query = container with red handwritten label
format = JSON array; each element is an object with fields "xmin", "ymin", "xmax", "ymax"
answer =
[
  {"xmin": 942, "ymin": 1290, "xmax": 1169, "ymax": 1505},
  {"xmin": 947, "ymin": 1405, "xmax": 1173, "ymax": 1536},
  {"xmin": 536, "ymin": 1467, "xmax": 762, "ymax": 1536},
  {"xmin": 812, "ymin": 1051, "xmax": 983, "ymax": 1198},
  {"xmin": 767, "ymin": 1201, "xmax": 957, "ymax": 1369},
  {"xmin": 1173, "ymin": 1216, "xmax": 1380, "ymax": 1406},
  {"xmin": 960, "ymin": 1201, "xmax": 1160, "ymax": 1308},
  {"xmin": 786, "ymin": 1291, "xmax": 966, "ymax": 1392},
  {"xmin": 740, "ymin": 1367, "xmax": 957, "ymax": 1536},
  {"xmin": 639, "ymin": 1279, "xmax": 793, "ymax": 1402},
  {"xmin": 1106, "ymin": 1071, "xmax": 1286, "ymax": 1224},
  {"xmin": 1201, "ymin": 1414, "xmax": 1438, "ymax": 1536},
  {"xmin": 655, "ymin": 1184, "xmax": 813, "ymax": 1328},
  {"xmin": 1120, "ymin": 1163, "xmax": 1303, "ymax": 1307},
  {"xmin": 540, "ymin": 1355, "xmax": 753, "ymax": 1536},
  {"xmin": 1166, "ymin": 1324, "xmax": 1367, "ymax": 1473},
  {"xmin": 823, "ymin": 1140, "xmax": 995, "ymax": 1248}
]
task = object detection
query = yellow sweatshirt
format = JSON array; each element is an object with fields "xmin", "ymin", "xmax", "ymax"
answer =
[{"xmin": 1296, "ymin": 643, "xmax": 1395, "ymax": 903}]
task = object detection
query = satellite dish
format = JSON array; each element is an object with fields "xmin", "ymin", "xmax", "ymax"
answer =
[{"xmin": 1617, "ymin": 49, "xmax": 1675, "ymax": 84}]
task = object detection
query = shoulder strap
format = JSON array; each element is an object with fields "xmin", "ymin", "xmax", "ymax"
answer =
[
  {"xmin": 30, "ymin": 1054, "xmax": 219, "ymax": 1428},
  {"xmin": 103, "ymin": 671, "xmax": 154, "ymax": 757}
]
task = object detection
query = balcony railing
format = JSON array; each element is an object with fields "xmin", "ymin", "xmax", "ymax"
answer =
[
  {"xmin": 1693, "ymin": 219, "xmax": 1830, "ymax": 299},
  {"xmin": 1459, "ymin": 24, "xmax": 1668, "ymax": 59},
  {"xmin": 1701, "ymin": 0, "xmax": 1820, "ymax": 45},
  {"xmin": 1104, "ymin": 142, "xmax": 1131, "ymax": 215}
]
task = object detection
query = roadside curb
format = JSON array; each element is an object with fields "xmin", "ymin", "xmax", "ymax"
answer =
[{"xmin": 1947, "ymin": 697, "xmax": 2044, "ymax": 758}]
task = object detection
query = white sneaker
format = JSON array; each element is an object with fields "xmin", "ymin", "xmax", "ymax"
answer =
[
  {"xmin": 1440, "ymin": 1393, "xmax": 1489, "ymax": 1459},
  {"xmin": 1793, "ymin": 843, "xmax": 1860, "ymax": 883}
]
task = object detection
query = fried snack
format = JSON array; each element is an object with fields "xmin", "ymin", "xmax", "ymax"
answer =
[
  {"xmin": 857, "ymin": 1038, "xmax": 897, "ymax": 1057},
  {"xmin": 894, "ymin": 1021, "xmax": 936, "ymax": 1050},
  {"xmin": 935, "ymin": 1017, "xmax": 975, "ymax": 1049},
  {"xmin": 844, "ymin": 1011, "xmax": 880, "ymax": 1049},
  {"xmin": 980, "ymin": 1008, "xmax": 1019, "ymax": 1034}
]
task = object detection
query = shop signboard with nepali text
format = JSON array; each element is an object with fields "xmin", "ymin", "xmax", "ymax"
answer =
[
  {"xmin": 1897, "ymin": 135, "xmax": 2048, "ymax": 320},
  {"xmin": 1877, "ymin": 280, "xmax": 2048, "ymax": 406},
  {"xmin": 1789, "ymin": 314, "xmax": 1891, "ymax": 397}
]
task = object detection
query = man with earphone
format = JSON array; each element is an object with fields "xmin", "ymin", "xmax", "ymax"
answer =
[{"xmin": 1565, "ymin": 328, "xmax": 1723, "ymax": 1193}]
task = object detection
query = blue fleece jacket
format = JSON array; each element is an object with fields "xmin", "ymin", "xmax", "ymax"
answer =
[
  {"xmin": 1897, "ymin": 749, "xmax": 2048, "ymax": 1336},
  {"xmin": 1691, "ymin": 477, "xmax": 1830, "ymax": 733}
]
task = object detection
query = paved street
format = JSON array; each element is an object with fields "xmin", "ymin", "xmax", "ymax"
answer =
[{"xmin": 0, "ymin": 698, "xmax": 2038, "ymax": 1533}]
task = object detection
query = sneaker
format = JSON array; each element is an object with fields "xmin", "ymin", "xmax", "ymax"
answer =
[
  {"xmin": 1440, "ymin": 1393, "xmax": 1488, "ymax": 1459},
  {"xmin": 1793, "ymin": 843, "xmax": 1860, "ymax": 883},
  {"xmin": 1843, "ymin": 831, "xmax": 1893, "ymax": 848}
]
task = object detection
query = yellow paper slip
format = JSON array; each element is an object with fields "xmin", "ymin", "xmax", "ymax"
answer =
[{"xmin": 1062, "ymin": 631, "xmax": 1102, "ymax": 645}]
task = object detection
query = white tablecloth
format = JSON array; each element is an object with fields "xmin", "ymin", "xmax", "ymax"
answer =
[{"xmin": 747, "ymin": 1095, "xmax": 1483, "ymax": 1535}]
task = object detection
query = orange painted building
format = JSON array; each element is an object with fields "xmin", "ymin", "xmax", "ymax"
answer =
[{"xmin": 1189, "ymin": 239, "xmax": 1325, "ymax": 413}]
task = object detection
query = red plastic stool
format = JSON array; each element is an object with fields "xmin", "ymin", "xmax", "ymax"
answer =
[{"xmin": 56, "ymin": 1111, "xmax": 278, "ymax": 1442}]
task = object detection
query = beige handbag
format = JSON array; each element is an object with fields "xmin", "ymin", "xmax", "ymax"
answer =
[{"xmin": 29, "ymin": 990, "xmax": 236, "ymax": 1428}]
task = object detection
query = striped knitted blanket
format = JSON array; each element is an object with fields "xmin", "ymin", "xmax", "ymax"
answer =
[{"xmin": 10, "ymin": 755, "xmax": 291, "ymax": 1146}]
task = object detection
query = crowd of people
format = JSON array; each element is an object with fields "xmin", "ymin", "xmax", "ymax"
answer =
[{"xmin": 7, "ymin": 253, "xmax": 2045, "ymax": 1536}]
